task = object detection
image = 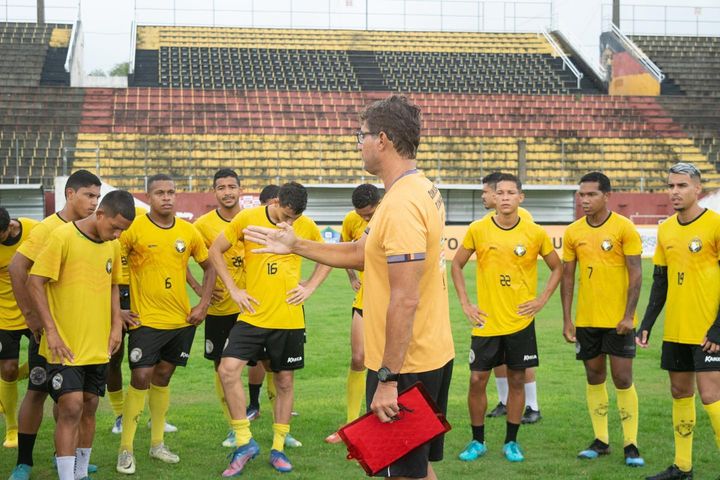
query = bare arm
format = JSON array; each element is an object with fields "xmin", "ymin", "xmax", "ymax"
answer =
[
  {"xmin": 451, "ymin": 245, "xmax": 487, "ymax": 327},
  {"xmin": 186, "ymin": 258, "xmax": 216, "ymax": 325},
  {"xmin": 27, "ymin": 274, "xmax": 73, "ymax": 364},
  {"xmin": 518, "ymin": 250, "xmax": 562, "ymax": 317},
  {"xmin": 560, "ymin": 260, "xmax": 577, "ymax": 343},
  {"xmin": 209, "ymin": 233, "xmax": 258, "ymax": 313},
  {"xmin": 109, "ymin": 284, "xmax": 122, "ymax": 355},
  {"xmin": 9, "ymin": 253, "xmax": 41, "ymax": 336},
  {"xmin": 617, "ymin": 255, "xmax": 642, "ymax": 335},
  {"xmin": 186, "ymin": 266, "xmax": 202, "ymax": 297},
  {"xmin": 345, "ymin": 268, "xmax": 361, "ymax": 292}
]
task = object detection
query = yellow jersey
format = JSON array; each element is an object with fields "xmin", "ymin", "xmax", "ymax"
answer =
[
  {"xmin": 31, "ymin": 222, "xmax": 122, "ymax": 365},
  {"xmin": 120, "ymin": 214, "xmax": 208, "ymax": 330},
  {"xmin": 0, "ymin": 217, "xmax": 38, "ymax": 330},
  {"xmin": 224, "ymin": 206, "xmax": 322, "ymax": 329},
  {"xmin": 16, "ymin": 213, "xmax": 67, "ymax": 262},
  {"xmin": 463, "ymin": 216, "xmax": 554, "ymax": 337},
  {"xmin": 119, "ymin": 206, "xmax": 147, "ymax": 286},
  {"xmin": 341, "ymin": 210, "xmax": 367, "ymax": 310},
  {"xmin": 483, "ymin": 206, "xmax": 534, "ymax": 222},
  {"xmin": 563, "ymin": 212, "xmax": 642, "ymax": 328},
  {"xmin": 363, "ymin": 171, "xmax": 454, "ymax": 373},
  {"xmin": 653, "ymin": 209, "xmax": 720, "ymax": 344},
  {"xmin": 194, "ymin": 209, "xmax": 245, "ymax": 316}
]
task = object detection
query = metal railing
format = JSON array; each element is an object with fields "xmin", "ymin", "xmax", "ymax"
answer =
[
  {"xmin": 556, "ymin": 28, "xmax": 606, "ymax": 81},
  {"xmin": 128, "ymin": 20, "xmax": 137, "ymax": 75},
  {"xmin": 602, "ymin": 3, "xmax": 720, "ymax": 37},
  {"xmin": 64, "ymin": 17, "xmax": 79, "ymax": 73},
  {"xmin": 541, "ymin": 28, "xmax": 583, "ymax": 89},
  {"xmin": 610, "ymin": 22, "xmax": 665, "ymax": 82}
]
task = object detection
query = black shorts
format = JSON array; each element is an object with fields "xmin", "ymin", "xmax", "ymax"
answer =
[
  {"xmin": 470, "ymin": 321, "xmax": 539, "ymax": 371},
  {"xmin": 119, "ymin": 284, "xmax": 131, "ymax": 310},
  {"xmin": 661, "ymin": 341, "xmax": 720, "ymax": 372},
  {"xmin": 0, "ymin": 328, "xmax": 31, "ymax": 360},
  {"xmin": 127, "ymin": 326, "xmax": 196, "ymax": 369},
  {"xmin": 575, "ymin": 327, "xmax": 636, "ymax": 360},
  {"xmin": 47, "ymin": 363, "xmax": 108, "ymax": 402},
  {"xmin": 366, "ymin": 360, "xmax": 453, "ymax": 478},
  {"xmin": 222, "ymin": 321, "xmax": 305, "ymax": 372},
  {"xmin": 352, "ymin": 307, "xmax": 363, "ymax": 318},
  {"xmin": 204, "ymin": 313, "xmax": 238, "ymax": 361},
  {"xmin": 27, "ymin": 336, "xmax": 49, "ymax": 392}
]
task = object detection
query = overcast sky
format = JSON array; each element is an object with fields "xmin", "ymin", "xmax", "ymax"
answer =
[{"xmin": 1, "ymin": 0, "xmax": 718, "ymax": 73}]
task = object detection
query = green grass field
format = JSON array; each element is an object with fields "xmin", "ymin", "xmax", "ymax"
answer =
[{"xmin": 2, "ymin": 259, "xmax": 719, "ymax": 479}]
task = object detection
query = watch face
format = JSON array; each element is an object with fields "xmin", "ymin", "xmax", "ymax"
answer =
[{"xmin": 378, "ymin": 367, "xmax": 389, "ymax": 381}]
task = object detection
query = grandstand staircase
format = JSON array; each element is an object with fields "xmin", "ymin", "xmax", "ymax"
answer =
[
  {"xmin": 347, "ymin": 51, "xmax": 387, "ymax": 91},
  {"xmin": 129, "ymin": 50, "xmax": 159, "ymax": 87},
  {"xmin": 40, "ymin": 47, "xmax": 70, "ymax": 86}
]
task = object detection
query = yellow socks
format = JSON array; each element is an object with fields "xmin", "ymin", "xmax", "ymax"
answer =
[
  {"xmin": 586, "ymin": 382, "xmax": 610, "ymax": 444},
  {"xmin": 672, "ymin": 396, "xmax": 695, "ymax": 473},
  {"xmin": 346, "ymin": 368, "xmax": 366, "ymax": 423},
  {"xmin": 108, "ymin": 389, "xmax": 124, "ymax": 417},
  {"xmin": 231, "ymin": 418, "xmax": 252, "ymax": 446},
  {"xmin": 0, "ymin": 378, "xmax": 18, "ymax": 435},
  {"xmin": 266, "ymin": 372, "xmax": 277, "ymax": 408},
  {"xmin": 702, "ymin": 399, "xmax": 720, "ymax": 449},
  {"xmin": 215, "ymin": 371, "xmax": 232, "ymax": 423},
  {"xmin": 616, "ymin": 384, "xmax": 639, "ymax": 447},
  {"xmin": 149, "ymin": 384, "xmax": 170, "ymax": 447},
  {"xmin": 272, "ymin": 423, "xmax": 290, "ymax": 452},
  {"xmin": 119, "ymin": 385, "xmax": 148, "ymax": 453}
]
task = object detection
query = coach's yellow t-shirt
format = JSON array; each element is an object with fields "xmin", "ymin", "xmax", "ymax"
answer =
[
  {"xmin": 654, "ymin": 209, "xmax": 720, "ymax": 345},
  {"xmin": 463, "ymin": 215, "xmax": 553, "ymax": 337},
  {"xmin": 563, "ymin": 212, "xmax": 642, "ymax": 328},
  {"xmin": 225, "ymin": 205, "xmax": 322, "ymax": 329},
  {"xmin": 120, "ymin": 214, "xmax": 208, "ymax": 330},
  {"xmin": 341, "ymin": 210, "xmax": 367, "ymax": 310},
  {"xmin": 16, "ymin": 213, "xmax": 67, "ymax": 262},
  {"xmin": 194, "ymin": 209, "xmax": 245, "ymax": 316},
  {"xmin": 483, "ymin": 206, "xmax": 534, "ymax": 222},
  {"xmin": 364, "ymin": 171, "xmax": 454, "ymax": 373},
  {"xmin": 0, "ymin": 217, "xmax": 38, "ymax": 330},
  {"xmin": 119, "ymin": 206, "xmax": 147, "ymax": 286},
  {"xmin": 32, "ymin": 222, "xmax": 122, "ymax": 365}
]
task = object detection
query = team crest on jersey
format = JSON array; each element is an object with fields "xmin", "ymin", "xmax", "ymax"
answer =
[
  {"xmin": 30, "ymin": 366, "xmax": 46, "ymax": 385},
  {"xmin": 106, "ymin": 258, "xmax": 113, "ymax": 274},
  {"xmin": 601, "ymin": 239, "xmax": 613, "ymax": 252},
  {"xmin": 513, "ymin": 245, "xmax": 527, "ymax": 257},
  {"xmin": 129, "ymin": 348, "xmax": 143, "ymax": 363},
  {"xmin": 688, "ymin": 238, "xmax": 702, "ymax": 253},
  {"xmin": 175, "ymin": 239, "xmax": 186, "ymax": 253},
  {"xmin": 51, "ymin": 373, "xmax": 63, "ymax": 391},
  {"xmin": 205, "ymin": 339, "xmax": 214, "ymax": 354}
]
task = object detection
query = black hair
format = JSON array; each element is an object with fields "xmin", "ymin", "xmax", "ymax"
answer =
[
  {"xmin": 360, "ymin": 95, "xmax": 421, "ymax": 159},
  {"xmin": 99, "ymin": 190, "xmax": 136, "ymax": 222},
  {"xmin": 147, "ymin": 173, "xmax": 174, "ymax": 192},
  {"xmin": 482, "ymin": 172, "xmax": 503, "ymax": 188},
  {"xmin": 351, "ymin": 184, "xmax": 380, "ymax": 209},
  {"xmin": 495, "ymin": 173, "xmax": 522, "ymax": 191},
  {"xmin": 278, "ymin": 182, "xmax": 307, "ymax": 215},
  {"xmin": 213, "ymin": 169, "xmax": 239, "ymax": 188},
  {"xmin": 579, "ymin": 171, "xmax": 612, "ymax": 193},
  {"xmin": 0, "ymin": 207, "xmax": 9, "ymax": 233},
  {"xmin": 259, "ymin": 184, "xmax": 280, "ymax": 205},
  {"xmin": 65, "ymin": 170, "xmax": 101, "ymax": 198}
]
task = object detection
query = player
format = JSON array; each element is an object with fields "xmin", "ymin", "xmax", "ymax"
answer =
[
  {"xmin": 209, "ymin": 181, "xmax": 331, "ymax": 475},
  {"xmin": 480, "ymin": 172, "xmax": 540, "ymax": 423},
  {"xmin": 561, "ymin": 172, "xmax": 644, "ymax": 466},
  {"xmin": 452, "ymin": 173, "xmax": 561, "ymax": 463},
  {"xmin": 7, "ymin": 169, "xmax": 101, "ymax": 480},
  {"xmin": 115, "ymin": 174, "xmax": 215, "ymax": 475},
  {"xmin": 325, "ymin": 183, "xmax": 381, "ymax": 444},
  {"xmin": 638, "ymin": 163, "xmax": 720, "ymax": 480},
  {"xmin": 0, "ymin": 208, "xmax": 37, "ymax": 448},
  {"xmin": 244, "ymin": 95, "xmax": 455, "ymax": 480},
  {"xmin": 27, "ymin": 190, "xmax": 135, "ymax": 480}
]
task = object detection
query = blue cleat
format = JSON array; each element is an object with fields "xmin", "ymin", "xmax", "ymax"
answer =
[
  {"xmin": 222, "ymin": 438, "xmax": 260, "ymax": 477},
  {"xmin": 458, "ymin": 440, "xmax": 487, "ymax": 461},
  {"xmin": 112, "ymin": 415, "xmax": 123, "ymax": 434},
  {"xmin": 624, "ymin": 444, "xmax": 645, "ymax": 467},
  {"xmin": 222, "ymin": 430, "xmax": 236, "ymax": 448},
  {"xmin": 503, "ymin": 441, "xmax": 524, "ymax": 462},
  {"xmin": 578, "ymin": 438, "xmax": 610, "ymax": 459},
  {"xmin": 8, "ymin": 464, "xmax": 31, "ymax": 480},
  {"xmin": 269, "ymin": 449, "xmax": 293, "ymax": 473}
]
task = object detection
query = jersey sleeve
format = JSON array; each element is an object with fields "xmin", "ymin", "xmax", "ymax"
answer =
[
  {"xmin": 461, "ymin": 222, "xmax": 478, "ymax": 252},
  {"xmin": 119, "ymin": 226, "xmax": 133, "ymax": 258},
  {"xmin": 652, "ymin": 227, "xmax": 667, "ymax": 266},
  {"xmin": 562, "ymin": 227, "xmax": 576, "ymax": 262},
  {"xmin": 16, "ymin": 222, "xmax": 48, "ymax": 261},
  {"xmin": 379, "ymin": 200, "xmax": 427, "ymax": 261},
  {"xmin": 190, "ymin": 225, "xmax": 209, "ymax": 263},
  {"xmin": 224, "ymin": 211, "xmax": 245, "ymax": 246},
  {"xmin": 29, "ymin": 230, "xmax": 64, "ymax": 282},
  {"xmin": 538, "ymin": 228, "xmax": 554, "ymax": 257},
  {"xmin": 621, "ymin": 221, "xmax": 643, "ymax": 256},
  {"xmin": 111, "ymin": 241, "xmax": 123, "ymax": 284},
  {"xmin": 340, "ymin": 214, "xmax": 353, "ymax": 242}
]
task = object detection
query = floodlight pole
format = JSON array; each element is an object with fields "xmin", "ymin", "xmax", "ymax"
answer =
[
  {"xmin": 613, "ymin": 0, "xmax": 620, "ymax": 28},
  {"xmin": 37, "ymin": 0, "xmax": 45, "ymax": 24}
]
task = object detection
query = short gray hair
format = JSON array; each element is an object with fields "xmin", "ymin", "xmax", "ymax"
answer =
[{"xmin": 669, "ymin": 162, "xmax": 701, "ymax": 182}]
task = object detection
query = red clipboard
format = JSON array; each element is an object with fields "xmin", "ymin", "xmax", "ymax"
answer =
[{"xmin": 337, "ymin": 382, "xmax": 452, "ymax": 476}]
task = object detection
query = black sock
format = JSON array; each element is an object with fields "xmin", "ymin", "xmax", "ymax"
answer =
[
  {"xmin": 17, "ymin": 433, "xmax": 37, "ymax": 467},
  {"xmin": 248, "ymin": 383, "xmax": 262, "ymax": 409},
  {"xmin": 471, "ymin": 425, "xmax": 485, "ymax": 443},
  {"xmin": 504, "ymin": 422, "xmax": 520, "ymax": 444}
]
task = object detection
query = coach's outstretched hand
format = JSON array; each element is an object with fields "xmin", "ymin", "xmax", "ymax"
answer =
[{"xmin": 244, "ymin": 223, "xmax": 296, "ymax": 254}]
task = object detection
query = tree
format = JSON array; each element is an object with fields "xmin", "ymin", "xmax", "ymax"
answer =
[
  {"xmin": 88, "ymin": 68, "xmax": 107, "ymax": 77},
  {"xmin": 110, "ymin": 63, "xmax": 130, "ymax": 77}
]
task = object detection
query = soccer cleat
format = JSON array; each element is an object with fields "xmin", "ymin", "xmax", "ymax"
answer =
[
  {"xmin": 624, "ymin": 444, "xmax": 645, "ymax": 467},
  {"xmin": 222, "ymin": 431, "xmax": 236, "ymax": 448},
  {"xmin": 116, "ymin": 450, "xmax": 136, "ymax": 475},
  {"xmin": 149, "ymin": 443, "xmax": 180, "ymax": 464},
  {"xmin": 521, "ymin": 406, "xmax": 542, "ymax": 424},
  {"xmin": 3, "ymin": 429, "xmax": 18, "ymax": 448},
  {"xmin": 284, "ymin": 433, "xmax": 302, "ymax": 448},
  {"xmin": 269, "ymin": 449, "xmax": 293, "ymax": 473},
  {"xmin": 324, "ymin": 432, "xmax": 342, "ymax": 444},
  {"xmin": 222, "ymin": 438, "xmax": 260, "ymax": 477},
  {"xmin": 246, "ymin": 406, "xmax": 260, "ymax": 421},
  {"xmin": 112, "ymin": 415, "xmax": 123, "ymax": 434},
  {"xmin": 578, "ymin": 438, "xmax": 611, "ymax": 459},
  {"xmin": 503, "ymin": 441, "xmax": 525, "ymax": 462},
  {"xmin": 487, "ymin": 402, "xmax": 507, "ymax": 418},
  {"xmin": 291, "ymin": 410, "xmax": 299, "ymax": 417},
  {"xmin": 645, "ymin": 465, "xmax": 693, "ymax": 480},
  {"xmin": 458, "ymin": 440, "xmax": 487, "ymax": 461},
  {"xmin": 147, "ymin": 420, "xmax": 178, "ymax": 433},
  {"xmin": 8, "ymin": 464, "xmax": 31, "ymax": 480}
]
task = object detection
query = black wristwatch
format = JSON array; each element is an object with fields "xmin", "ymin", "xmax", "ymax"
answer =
[{"xmin": 377, "ymin": 366, "xmax": 399, "ymax": 383}]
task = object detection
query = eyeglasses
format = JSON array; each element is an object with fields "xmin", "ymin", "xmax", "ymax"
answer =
[{"xmin": 356, "ymin": 130, "xmax": 380, "ymax": 144}]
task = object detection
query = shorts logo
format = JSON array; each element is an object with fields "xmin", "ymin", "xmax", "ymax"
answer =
[
  {"xmin": 286, "ymin": 356, "xmax": 302, "ymax": 363},
  {"xmin": 601, "ymin": 239, "xmax": 613, "ymax": 252},
  {"xmin": 223, "ymin": 338, "xmax": 229, "ymax": 350},
  {"xmin": 469, "ymin": 349, "xmax": 476, "ymax": 364},
  {"xmin": 705, "ymin": 355, "xmax": 720, "ymax": 363},
  {"xmin": 689, "ymin": 238, "xmax": 702, "ymax": 253},
  {"xmin": 30, "ymin": 366, "xmax": 47, "ymax": 385},
  {"xmin": 575, "ymin": 342, "xmax": 581, "ymax": 354},
  {"xmin": 0, "ymin": 341, "xmax": 3, "ymax": 353},
  {"xmin": 513, "ymin": 245, "xmax": 527, "ymax": 257},
  {"xmin": 106, "ymin": 258, "xmax": 113, "ymax": 274},
  {"xmin": 129, "ymin": 348, "xmax": 142, "ymax": 363},
  {"xmin": 180, "ymin": 352, "xmax": 190, "ymax": 359},
  {"xmin": 175, "ymin": 239, "xmax": 186, "ymax": 253},
  {"xmin": 51, "ymin": 373, "xmax": 63, "ymax": 391},
  {"xmin": 523, "ymin": 354, "xmax": 537, "ymax": 361},
  {"xmin": 205, "ymin": 340, "xmax": 214, "ymax": 354}
]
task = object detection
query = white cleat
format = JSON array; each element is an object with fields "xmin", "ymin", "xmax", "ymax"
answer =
[
  {"xmin": 149, "ymin": 443, "xmax": 180, "ymax": 464},
  {"xmin": 116, "ymin": 450, "xmax": 136, "ymax": 475}
]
